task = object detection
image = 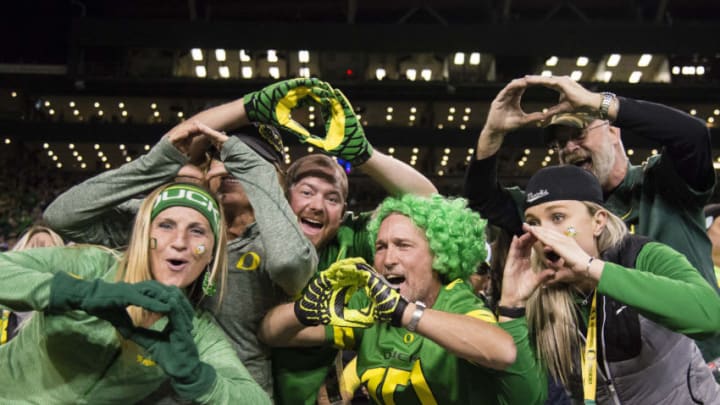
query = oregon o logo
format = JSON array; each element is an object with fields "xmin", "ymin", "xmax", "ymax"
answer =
[
  {"xmin": 403, "ymin": 333, "xmax": 415, "ymax": 344},
  {"xmin": 236, "ymin": 252, "xmax": 261, "ymax": 271}
]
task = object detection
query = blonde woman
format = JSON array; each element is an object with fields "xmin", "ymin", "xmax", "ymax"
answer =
[
  {"xmin": 12, "ymin": 225, "xmax": 65, "ymax": 250},
  {"xmin": 0, "ymin": 183, "xmax": 270, "ymax": 404},
  {"xmin": 499, "ymin": 165, "xmax": 720, "ymax": 404},
  {"xmin": 0, "ymin": 225, "xmax": 65, "ymax": 344}
]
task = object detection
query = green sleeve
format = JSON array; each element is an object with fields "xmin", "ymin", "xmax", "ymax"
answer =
[
  {"xmin": 0, "ymin": 246, "xmax": 117, "ymax": 311},
  {"xmin": 598, "ymin": 242, "xmax": 720, "ymax": 338},
  {"xmin": 43, "ymin": 137, "xmax": 187, "ymax": 248},
  {"xmin": 494, "ymin": 317, "xmax": 547, "ymax": 405},
  {"xmin": 192, "ymin": 311, "xmax": 271, "ymax": 404},
  {"xmin": 220, "ymin": 137, "xmax": 317, "ymax": 296}
]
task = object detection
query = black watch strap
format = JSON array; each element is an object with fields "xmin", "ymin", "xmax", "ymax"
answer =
[{"xmin": 496, "ymin": 306, "xmax": 526, "ymax": 319}]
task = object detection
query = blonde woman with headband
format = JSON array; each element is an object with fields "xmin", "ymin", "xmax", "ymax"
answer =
[
  {"xmin": 0, "ymin": 182, "xmax": 270, "ymax": 404},
  {"xmin": 499, "ymin": 165, "xmax": 720, "ymax": 404}
]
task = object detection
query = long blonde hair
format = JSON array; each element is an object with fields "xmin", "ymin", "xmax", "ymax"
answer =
[
  {"xmin": 526, "ymin": 201, "xmax": 627, "ymax": 387},
  {"xmin": 116, "ymin": 183, "xmax": 228, "ymax": 326}
]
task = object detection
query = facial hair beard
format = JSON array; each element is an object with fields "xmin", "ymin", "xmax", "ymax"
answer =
[{"xmin": 588, "ymin": 139, "xmax": 616, "ymax": 188}]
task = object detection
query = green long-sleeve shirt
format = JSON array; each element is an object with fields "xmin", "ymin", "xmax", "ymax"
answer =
[
  {"xmin": 597, "ymin": 241, "xmax": 720, "ymax": 337},
  {"xmin": 0, "ymin": 246, "xmax": 270, "ymax": 404}
]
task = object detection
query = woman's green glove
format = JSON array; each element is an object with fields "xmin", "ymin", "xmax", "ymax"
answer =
[
  {"xmin": 48, "ymin": 272, "xmax": 174, "ymax": 335},
  {"xmin": 126, "ymin": 288, "xmax": 216, "ymax": 401}
]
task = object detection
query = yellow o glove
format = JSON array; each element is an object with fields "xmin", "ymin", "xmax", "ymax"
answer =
[
  {"xmin": 244, "ymin": 78, "xmax": 373, "ymax": 165},
  {"xmin": 294, "ymin": 258, "xmax": 376, "ymax": 328},
  {"xmin": 354, "ymin": 262, "xmax": 408, "ymax": 326}
]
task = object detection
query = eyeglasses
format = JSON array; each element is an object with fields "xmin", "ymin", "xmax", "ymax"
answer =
[{"xmin": 549, "ymin": 121, "xmax": 609, "ymax": 149}]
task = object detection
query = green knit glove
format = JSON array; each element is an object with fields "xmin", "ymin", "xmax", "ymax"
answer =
[
  {"xmin": 294, "ymin": 258, "xmax": 375, "ymax": 328},
  {"xmin": 48, "ymin": 272, "xmax": 174, "ymax": 335},
  {"xmin": 243, "ymin": 77, "xmax": 324, "ymax": 138},
  {"xmin": 313, "ymin": 86, "xmax": 373, "ymax": 165},
  {"xmin": 127, "ymin": 288, "xmax": 216, "ymax": 401},
  {"xmin": 355, "ymin": 262, "xmax": 408, "ymax": 327}
]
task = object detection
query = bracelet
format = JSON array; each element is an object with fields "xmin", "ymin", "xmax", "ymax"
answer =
[
  {"xmin": 598, "ymin": 92, "xmax": 616, "ymax": 120},
  {"xmin": 585, "ymin": 257, "xmax": 595, "ymax": 276},
  {"xmin": 406, "ymin": 301, "xmax": 426, "ymax": 332},
  {"xmin": 496, "ymin": 306, "xmax": 526, "ymax": 319}
]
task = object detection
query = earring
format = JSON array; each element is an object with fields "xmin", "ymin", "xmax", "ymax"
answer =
[{"xmin": 202, "ymin": 266, "xmax": 217, "ymax": 296}]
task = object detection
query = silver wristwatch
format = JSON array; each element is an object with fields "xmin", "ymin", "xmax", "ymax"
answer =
[
  {"xmin": 599, "ymin": 92, "xmax": 616, "ymax": 119},
  {"xmin": 406, "ymin": 301, "xmax": 426, "ymax": 332}
]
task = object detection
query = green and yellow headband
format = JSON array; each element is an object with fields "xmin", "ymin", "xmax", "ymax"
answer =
[{"xmin": 151, "ymin": 184, "xmax": 220, "ymax": 241}]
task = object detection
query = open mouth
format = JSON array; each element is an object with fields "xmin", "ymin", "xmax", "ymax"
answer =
[
  {"xmin": 300, "ymin": 218, "xmax": 323, "ymax": 233},
  {"xmin": 385, "ymin": 274, "xmax": 406, "ymax": 287},
  {"xmin": 219, "ymin": 177, "xmax": 242, "ymax": 192},
  {"xmin": 167, "ymin": 258, "xmax": 188, "ymax": 271},
  {"xmin": 569, "ymin": 157, "xmax": 592, "ymax": 169},
  {"xmin": 545, "ymin": 251, "xmax": 560, "ymax": 262}
]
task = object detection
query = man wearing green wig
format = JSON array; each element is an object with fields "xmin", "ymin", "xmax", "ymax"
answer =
[{"xmin": 259, "ymin": 194, "xmax": 547, "ymax": 404}]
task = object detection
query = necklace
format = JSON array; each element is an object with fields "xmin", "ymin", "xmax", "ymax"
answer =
[{"xmin": 576, "ymin": 288, "xmax": 596, "ymax": 306}]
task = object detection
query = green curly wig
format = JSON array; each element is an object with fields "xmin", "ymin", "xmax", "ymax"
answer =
[{"xmin": 367, "ymin": 194, "xmax": 487, "ymax": 282}]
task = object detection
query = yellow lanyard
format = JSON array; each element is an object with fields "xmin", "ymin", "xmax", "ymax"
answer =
[
  {"xmin": 580, "ymin": 291, "xmax": 598, "ymax": 404},
  {"xmin": 0, "ymin": 309, "xmax": 10, "ymax": 345}
]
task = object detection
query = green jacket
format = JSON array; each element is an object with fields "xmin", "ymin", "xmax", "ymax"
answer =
[
  {"xmin": 0, "ymin": 246, "xmax": 270, "ymax": 404},
  {"xmin": 43, "ymin": 136, "xmax": 317, "ymax": 397}
]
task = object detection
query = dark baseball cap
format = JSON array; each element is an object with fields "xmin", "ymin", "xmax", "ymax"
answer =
[{"xmin": 525, "ymin": 165, "xmax": 603, "ymax": 210}]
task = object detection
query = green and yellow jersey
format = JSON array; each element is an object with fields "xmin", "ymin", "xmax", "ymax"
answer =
[{"xmin": 326, "ymin": 280, "xmax": 546, "ymax": 405}]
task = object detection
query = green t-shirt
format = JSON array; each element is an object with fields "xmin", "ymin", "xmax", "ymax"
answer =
[
  {"xmin": 327, "ymin": 280, "xmax": 546, "ymax": 405},
  {"xmin": 272, "ymin": 212, "xmax": 374, "ymax": 405}
]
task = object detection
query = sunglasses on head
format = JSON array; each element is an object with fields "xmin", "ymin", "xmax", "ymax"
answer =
[{"xmin": 548, "ymin": 121, "xmax": 609, "ymax": 149}]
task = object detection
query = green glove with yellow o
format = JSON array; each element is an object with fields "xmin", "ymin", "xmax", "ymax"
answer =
[{"xmin": 243, "ymin": 78, "xmax": 373, "ymax": 165}]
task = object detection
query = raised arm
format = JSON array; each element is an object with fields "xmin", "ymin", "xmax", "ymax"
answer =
[
  {"xmin": 43, "ymin": 137, "xmax": 189, "ymax": 247},
  {"xmin": 199, "ymin": 122, "xmax": 317, "ymax": 296},
  {"xmin": 522, "ymin": 74, "xmax": 714, "ymax": 191},
  {"xmin": 465, "ymin": 78, "xmax": 545, "ymax": 235},
  {"xmin": 614, "ymin": 97, "xmax": 714, "ymax": 191},
  {"xmin": 357, "ymin": 150, "xmax": 436, "ymax": 197}
]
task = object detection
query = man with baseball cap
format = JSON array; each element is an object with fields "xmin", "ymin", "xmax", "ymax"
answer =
[{"xmin": 464, "ymin": 75, "xmax": 719, "ymax": 397}]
